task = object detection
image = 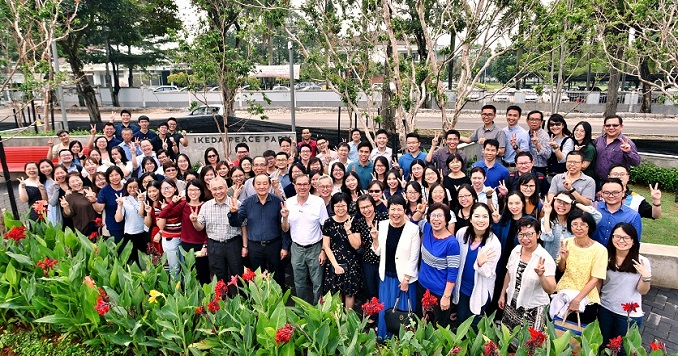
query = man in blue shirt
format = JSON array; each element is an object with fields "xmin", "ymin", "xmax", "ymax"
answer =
[
  {"xmin": 593, "ymin": 178, "xmax": 642, "ymax": 245},
  {"xmin": 347, "ymin": 141, "xmax": 374, "ymax": 188},
  {"xmin": 110, "ymin": 109, "xmax": 140, "ymax": 140},
  {"xmin": 396, "ymin": 132, "xmax": 428, "ymax": 180},
  {"xmin": 347, "ymin": 128, "xmax": 361, "ymax": 161},
  {"xmin": 502, "ymin": 105, "xmax": 530, "ymax": 170},
  {"xmin": 229, "ymin": 174, "xmax": 290, "ymax": 287},
  {"xmin": 471, "ymin": 139, "xmax": 510, "ymax": 189}
]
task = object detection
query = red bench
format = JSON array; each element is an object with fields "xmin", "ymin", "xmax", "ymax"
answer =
[{"xmin": 0, "ymin": 146, "xmax": 54, "ymax": 174}]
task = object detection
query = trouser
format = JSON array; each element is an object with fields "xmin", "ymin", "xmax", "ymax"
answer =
[
  {"xmin": 123, "ymin": 231, "xmax": 147, "ymax": 265},
  {"xmin": 361, "ymin": 261, "xmax": 380, "ymax": 300},
  {"xmin": 456, "ymin": 292, "xmax": 487, "ymax": 330},
  {"xmin": 182, "ymin": 241, "xmax": 212, "ymax": 285},
  {"xmin": 291, "ymin": 241, "xmax": 324, "ymax": 304},
  {"xmin": 162, "ymin": 237, "xmax": 182, "ymax": 279},
  {"xmin": 207, "ymin": 238, "xmax": 243, "ymax": 295},
  {"xmin": 598, "ymin": 306, "xmax": 642, "ymax": 356},
  {"xmin": 417, "ymin": 284, "xmax": 454, "ymax": 328},
  {"xmin": 248, "ymin": 238, "xmax": 285, "ymax": 287}
]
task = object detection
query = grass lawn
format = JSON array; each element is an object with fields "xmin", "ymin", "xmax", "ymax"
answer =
[{"xmin": 629, "ymin": 184, "xmax": 678, "ymax": 246}]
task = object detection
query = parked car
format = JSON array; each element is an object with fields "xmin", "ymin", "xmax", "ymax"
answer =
[
  {"xmin": 272, "ymin": 85, "xmax": 290, "ymax": 91},
  {"xmin": 153, "ymin": 85, "xmax": 179, "ymax": 93},
  {"xmin": 179, "ymin": 104, "xmax": 224, "ymax": 120},
  {"xmin": 492, "ymin": 89, "xmax": 512, "ymax": 102},
  {"xmin": 522, "ymin": 89, "xmax": 539, "ymax": 103},
  {"xmin": 295, "ymin": 82, "xmax": 313, "ymax": 90},
  {"xmin": 299, "ymin": 85, "xmax": 323, "ymax": 91}
]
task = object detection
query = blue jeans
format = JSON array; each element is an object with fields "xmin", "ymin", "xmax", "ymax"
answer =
[
  {"xmin": 456, "ymin": 292, "xmax": 486, "ymax": 330},
  {"xmin": 162, "ymin": 237, "xmax": 182, "ymax": 279},
  {"xmin": 598, "ymin": 306, "xmax": 642, "ymax": 356}
]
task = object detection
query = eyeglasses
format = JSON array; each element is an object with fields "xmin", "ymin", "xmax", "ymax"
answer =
[
  {"xmin": 458, "ymin": 194, "xmax": 473, "ymax": 199},
  {"xmin": 359, "ymin": 205, "xmax": 373, "ymax": 211},
  {"xmin": 604, "ymin": 124, "xmax": 620, "ymax": 128},
  {"xmin": 481, "ymin": 113, "xmax": 495, "ymax": 117},
  {"xmin": 549, "ymin": 123, "xmax": 563, "ymax": 127},
  {"xmin": 518, "ymin": 232, "xmax": 535, "ymax": 239},
  {"xmin": 521, "ymin": 185, "xmax": 536, "ymax": 189},
  {"xmin": 295, "ymin": 183, "xmax": 310, "ymax": 187},
  {"xmin": 571, "ymin": 222, "xmax": 588, "ymax": 228},
  {"xmin": 164, "ymin": 168, "xmax": 177, "ymax": 172},
  {"xmin": 601, "ymin": 190, "xmax": 622, "ymax": 197},
  {"xmin": 566, "ymin": 161, "xmax": 582, "ymax": 165},
  {"xmin": 429, "ymin": 213, "xmax": 445, "ymax": 220},
  {"xmin": 612, "ymin": 234, "xmax": 633, "ymax": 242},
  {"xmin": 318, "ymin": 185, "xmax": 332, "ymax": 189},
  {"xmin": 368, "ymin": 189, "xmax": 382, "ymax": 194},
  {"xmin": 516, "ymin": 161, "xmax": 531, "ymax": 166},
  {"xmin": 161, "ymin": 186, "xmax": 175, "ymax": 191},
  {"xmin": 236, "ymin": 150, "xmax": 248, "ymax": 154},
  {"xmin": 609, "ymin": 172, "xmax": 628, "ymax": 178},
  {"xmin": 406, "ymin": 191, "xmax": 419, "ymax": 195},
  {"xmin": 527, "ymin": 118, "xmax": 542, "ymax": 122}
]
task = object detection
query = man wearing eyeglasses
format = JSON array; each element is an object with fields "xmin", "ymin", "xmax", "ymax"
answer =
[
  {"xmin": 547, "ymin": 151, "xmax": 596, "ymax": 205},
  {"xmin": 593, "ymin": 115, "xmax": 641, "ymax": 182},
  {"xmin": 239, "ymin": 156, "xmax": 286, "ymax": 202},
  {"xmin": 282, "ymin": 174, "xmax": 329, "ymax": 304},
  {"xmin": 459, "ymin": 104, "xmax": 506, "ymax": 161},
  {"xmin": 592, "ymin": 178, "xmax": 642, "ymax": 245},
  {"xmin": 232, "ymin": 143, "xmax": 250, "ymax": 167},
  {"xmin": 608, "ymin": 165, "xmax": 662, "ymax": 219}
]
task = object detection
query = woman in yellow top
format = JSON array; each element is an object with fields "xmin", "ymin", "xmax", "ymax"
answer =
[{"xmin": 556, "ymin": 210, "xmax": 608, "ymax": 323}]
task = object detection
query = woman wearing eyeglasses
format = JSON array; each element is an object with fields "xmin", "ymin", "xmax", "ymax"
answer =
[
  {"xmin": 546, "ymin": 114, "xmax": 573, "ymax": 177},
  {"xmin": 497, "ymin": 217, "xmax": 556, "ymax": 331},
  {"xmin": 555, "ymin": 210, "xmax": 607, "ymax": 324},
  {"xmin": 599, "ymin": 223, "xmax": 651, "ymax": 355},
  {"xmin": 349, "ymin": 195, "xmax": 388, "ymax": 301},
  {"xmin": 541, "ymin": 191, "xmax": 602, "ymax": 260},
  {"xmin": 412, "ymin": 203, "xmax": 460, "ymax": 328}
]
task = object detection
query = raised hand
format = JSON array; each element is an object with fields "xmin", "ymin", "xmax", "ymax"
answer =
[
  {"xmin": 416, "ymin": 201, "xmax": 427, "ymax": 215},
  {"xmin": 90, "ymin": 124, "xmax": 97, "ymax": 136},
  {"xmin": 484, "ymin": 186, "xmax": 495, "ymax": 197},
  {"xmin": 116, "ymin": 193, "xmax": 124, "ymax": 206},
  {"xmin": 229, "ymin": 195, "xmax": 239, "ymax": 213},
  {"xmin": 398, "ymin": 177, "xmax": 406, "ymax": 189},
  {"xmin": 232, "ymin": 184, "xmax": 242, "ymax": 201},
  {"xmin": 47, "ymin": 137, "xmax": 54, "ymax": 147},
  {"xmin": 172, "ymin": 195, "xmax": 182, "ymax": 203},
  {"xmin": 559, "ymin": 240, "xmax": 569, "ymax": 262},
  {"xmin": 531, "ymin": 131, "xmax": 540, "ymax": 145},
  {"xmin": 391, "ymin": 157, "xmax": 400, "ymax": 170},
  {"xmin": 144, "ymin": 203, "xmax": 153, "ymax": 214},
  {"xmin": 189, "ymin": 206, "xmax": 199, "ymax": 222},
  {"xmin": 649, "ymin": 183, "xmax": 661, "ymax": 203},
  {"xmin": 562, "ymin": 179, "xmax": 573, "ymax": 191},
  {"xmin": 280, "ymin": 201, "xmax": 289, "ymax": 218},
  {"xmin": 17, "ymin": 177, "xmax": 25, "ymax": 187},
  {"xmin": 84, "ymin": 187, "xmax": 97, "ymax": 203},
  {"xmin": 343, "ymin": 216, "xmax": 354, "ymax": 234},
  {"xmin": 431, "ymin": 131, "xmax": 440, "ymax": 147},
  {"xmin": 59, "ymin": 196, "xmax": 69, "ymax": 209},
  {"xmin": 477, "ymin": 246, "xmax": 497, "ymax": 266},
  {"xmin": 632, "ymin": 258, "xmax": 650, "ymax": 278},
  {"xmin": 620, "ymin": 137, "xmax": 631, "ymax": 153},
  {"xmin": 549, "ymin": 135, "xmax": 558, "ymax": 149},
  {"xmin": 497, "ymin": 180, "xmax": 508, "ymax": 196},
  {"xmin": 510, "ymin": 133, "xmax": 517, "ymax": 148},
  {"xmin": 542, "ymin": 196, "xmax": 552, "ymax": 216},
  {"xmin": 534, "ymin": 257, "xmax": 546, "ymax": 276},
  {"xmin": 271, "ymin": 170, "xmax": 280, "ymax": 188},
  {"xmin": 109, "ymin": 111, "xmax": 116, "ymax": 121},
  {"xmin": 181, "ymin": 130, "xmax": 187, "ymax": 137},
  {"xmin": 370, "ymin": 223, "xmax": 378, "ymax": 240}
]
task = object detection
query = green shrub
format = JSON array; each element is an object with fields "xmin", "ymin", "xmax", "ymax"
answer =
[{"xmin": 630, "ymin": 164, "xmax": 678, "ymax": 192}]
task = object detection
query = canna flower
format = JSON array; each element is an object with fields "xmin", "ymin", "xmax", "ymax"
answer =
[
  {"xmin": 526, "ymin": 327, "xmax": 547, "ymax": 355},
  {"xmin": 275, "ymin": 323, "xmax": 294, "ymax": 345},
  {"xmin": 93, "ymin": 217, "xmax": 103, "ymax": 227},
  {"xmin": 361, "ymin": 297, "xmax": 384, "ymax": 316},
  {"xmin": 242, "ymin": 267, "xmax": 256, "ymax": 282},
  {"xmin": 421, "ymin": 289, "xmax": 439, "ymax": 313},
  {"xmin": 227, "ymin": 274, "xmax": 239, "ymax": 287},
  {"xmin": 4, "ymin": 226, "xmax": 26, "ymax": 242},
  {"xmin": 88, "ymin": 232, "xmax": 98, "ymax": 241},
  {"xmin": 621, "ymin": 302, "xmax": 639, "ymax": 313},
  {"xmin": 98, "ymin": 287, "xmax": 109, "ymax": 302},
  {"xmin": 195, "ymin": 306, "xmax": 204, "ymax": 315},
  {"xmin": 148, "ymin": 290, "xmax": 164, "ymax": 304},
  {"xmin": 207, "ymin": 299, "xmax": 220, "ymax": 313},
  {"xmin": 215, "ymin": 279, "xmax": 227, "ymax": 299},
  {"xmin": 483, "ymin": 340, "xmax": 498, "ymax": 356},
  {"xmin": 32, "ymin": 200, "xmax": 48, "ymax": 216},
  {"xmin": 36, "ymin": 257, "xmax": 58, "ymax": 276},
  {"xmin": 649, "ymin": 340, "xmax": 665, "ymax": 351},
  {"xmin": 607, "ymin": 335, "xmax": 623, "ymax": 353},
  {"xmin": 94, "ymin": 297, "xmax": 110, "ymax": 315},
  {"xmin": 83, "ymin": 276, "xmax": 96, "ymax": 288},
  {"xmin": 451, "ymin": 346, "xmax": 461, "ymax": 354}
]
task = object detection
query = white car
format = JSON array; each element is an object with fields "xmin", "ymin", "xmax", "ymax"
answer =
[
  {"xmin": 152, "ymin": 85, "xmax": 179, "ymax": 93},
  {"xmin": 522, "ymin": 90, "xmax": 539, "ymax": 103},
  {"xmin": 300, "ymin": 85, "xmax": 323, "ymax": 91},
  {"xmin": 492, "ymin": 90, "xmax": 511, "ymax": 102},
  {"xmin": 272, "ymin": 85, "xmax": 290, "ymax": 91},
  {"xmin": 179, "ymin": 104, "xmax": 225, "ymax": 120}
]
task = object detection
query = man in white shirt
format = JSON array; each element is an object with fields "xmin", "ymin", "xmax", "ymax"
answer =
[
  {"xmin": 328, "ymin": 142, "xmax": 352, "ymax": 173},
  {"xmin": 370, "ymin": 129, "xmax": 392, "ymax": 163},
  {"xmin": 281, "ymin": 174, "xmax": 329, "ymax": 304},
  {"xmin": 133, "ymin": 139, "xmax": 160, "ymax": 173},
  {"xmin": 315, "ymin": 136, "xmax": 338, "ymax": 168}
]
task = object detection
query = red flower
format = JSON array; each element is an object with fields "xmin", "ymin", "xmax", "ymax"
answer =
[
  {"xmin": 361, "ymin": 297, "xmax": 384, "ymax": 316},
  {"xmin": 83, "ymin": 276, "xmax": 96, "ymax": 288},
  {"xmin": 36, "ymin": 257, "xmax": 58, "ymax": 276},
  {"xmin": 649, "ymin": 340, "xmax": 665, "ymax": 351},
  {"xmin": 275, "ymin": 323, "xmax": 294, "ymax": 345},
  {"xmin": 621, "ymin": 302, "xmax": 639, "ymax": 314},
  {"xmin": 98, "ymin": 287, "xmax": 109, "ymax": 302},
  {"xmin": 4, "ymin": 226, "xmax": 26, "ymax": 242},
  {"xmin": 207, "ymin": 299, "xmax": 220, "ymax": 313},
  {"xmin": 483, "ymin": 340, "xmax": 498, "ymax": 356},
  {"xmin": 526, "ymin": 327, "xmax": 547, "ymax": 351},
  {"xmin": 451, "ymin": 346, "xmax": 461, "ymax": 354},
  {"xmin": 421, "ymin": 289, "xmax": 439, "ymax": 312},
  {"xmin": 195, "ymin": 306, "xmax": 204, "ymax": 315},
  {"xmin": 214, "ymin": 279, "xmax": 227, "ymax": 299},
  {"xmin": 88, "ymin": 231, "xmax": 98, "ymax": 241},
  {"xmin": 93, "ymin": 217, "xmax": 103, "ymax": 227},
  {"xmin": 94, "ymin": 297, "xmax": 110, "ymax": 315},
  {"xmin": 242, "ymin": 268, "xmax": 256, "ymax": 282},
  {"xmin": 607, "ymin": 335, "xmax": 623, "ymax": 352}
]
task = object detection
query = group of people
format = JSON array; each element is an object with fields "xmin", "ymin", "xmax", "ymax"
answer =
[{"xmin": 17, "ymin": 107, "xmax": 661, "ymax": 350}]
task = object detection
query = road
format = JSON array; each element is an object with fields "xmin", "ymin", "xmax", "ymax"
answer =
[{"xmin": 2, "ymin": 107, "xmax": 677, "ymax": 137}]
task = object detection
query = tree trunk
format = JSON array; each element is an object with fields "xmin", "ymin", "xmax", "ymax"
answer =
[
  {"xmin": 639, "ymin": 59, "xmax": 651, "ymax": 113},
  {"xmin": 111, "ymin": 61, "xmax": 120, "ymax": 107},
  {"xmin": 60, "ymin": 40, "xmax": 101, "ymax": 122},
  {"xmin": 381, "ymin": 42, "xmax": 396, "ymax": 132},
  {"xmin": 605, "ymin": 67, "xmax": 621, "ymax": 118},
  {"xmin": 127, "ymin": 46, "xmax": 134, "ymax": 87}
]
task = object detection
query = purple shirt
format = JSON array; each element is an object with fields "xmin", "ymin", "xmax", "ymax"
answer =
[{"xmin": 593, "ymin": 134, "xmax": 640, "ymax": 180}]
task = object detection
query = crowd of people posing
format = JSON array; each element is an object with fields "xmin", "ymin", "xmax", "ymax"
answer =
[{"xmin": 17, "ymin": 107, "xmax": 661, "ymax": 350}]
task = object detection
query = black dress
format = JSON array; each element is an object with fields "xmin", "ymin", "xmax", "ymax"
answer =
[
  {"xmin": 322, "ymin": 217, "xmax": 362, "ymax": 296},
  {"xmin": 25, "ymin": 185, "xmax": 43, "ymax": 221},
  {"xmin": 443, "ymin": 175, "xmax": 471, "ymax": 211}
]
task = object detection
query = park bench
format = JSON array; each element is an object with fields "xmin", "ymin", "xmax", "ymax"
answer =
[{"xmin": 0, "ymin": 146, "xmax": 90, "ymax": 174}]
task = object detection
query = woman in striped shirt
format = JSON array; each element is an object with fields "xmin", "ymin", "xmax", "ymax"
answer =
[{"xmin": 157, "ymin": 179, "xmax": 182, "ymax": 279}]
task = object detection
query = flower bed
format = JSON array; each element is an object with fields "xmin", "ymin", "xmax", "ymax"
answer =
[{"xmin": 0, "ymin": 212, "xmax": 672, "ymax": 355}]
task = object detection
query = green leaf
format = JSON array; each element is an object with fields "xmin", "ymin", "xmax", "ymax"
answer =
[
  {"xmin": 6, "ymin": 252, "xmax": 33, "ymax": 266},
  {"xmin": 5, "ymin": 262, "xmax": 17, "ymax": 286},
  {"xmin": 34, "ymin": 314, "xmax": 73, "ymax": 324}
]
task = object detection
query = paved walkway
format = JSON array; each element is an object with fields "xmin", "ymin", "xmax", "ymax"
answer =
[{"xmin": 0, "ymin": 181, "xmax": 675, "ymax": 352}]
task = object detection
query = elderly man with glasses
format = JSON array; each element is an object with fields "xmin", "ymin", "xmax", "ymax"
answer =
[
  {"xmin": 547, "ymin": 151, "xmax": 596, "ymax": 205},
  {"xmin": 593, "ymin": 115, "xmax": 641, "ymax": 182}
]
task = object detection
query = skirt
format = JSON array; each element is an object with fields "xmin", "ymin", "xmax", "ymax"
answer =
[
  {"xmin": 377, "ymin": 274, "xmax": 417, "ymax": 340},
  {"xmin": 501, "ymin": 301, "xmax": 547, "ymax": 331}
]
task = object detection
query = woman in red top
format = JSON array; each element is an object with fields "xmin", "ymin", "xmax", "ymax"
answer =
[
  {"xmin": 142, "ymin": 180, "xmax": 163, "ymax": 259},
  {"xmin": 158, "ymin": 179, "xmax": 210, "ymax": 284},
  {"xmin": 156, "ymin": 179, "xmax": 182, "ymax": 279}
]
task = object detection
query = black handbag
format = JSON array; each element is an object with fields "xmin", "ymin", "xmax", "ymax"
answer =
[{"xmin": 384, "ymin": 291, "xmax": 414, "ymax": 334}]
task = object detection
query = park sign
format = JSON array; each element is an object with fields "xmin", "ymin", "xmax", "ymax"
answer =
[
  {"xmin": 251, "ymin": 65, "xmax": 300, "ymax": 79},
  {"xmin": 183, "ymin": 132, "xmax": 296, "ymax": 165}
]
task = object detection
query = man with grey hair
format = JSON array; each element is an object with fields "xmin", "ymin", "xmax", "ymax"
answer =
[
  {"xmin": 238, "ymin": 156, "xmax": 285, "ymax": 201},
  {"xmin": 282, "ymin": 174, "xmax": 329, "ymax": 303},
  {"xmin": 192, "ymin": 177, "xmax": 244, "ymax": 295}
]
